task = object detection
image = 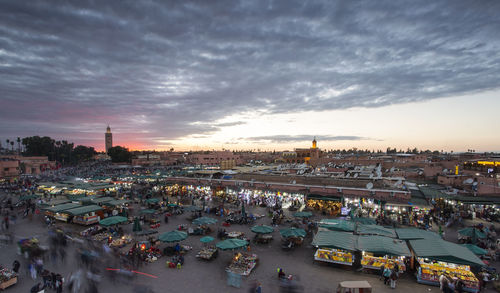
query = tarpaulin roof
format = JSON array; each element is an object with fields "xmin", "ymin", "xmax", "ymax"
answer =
[
  {"xmin": 395, "ymin": 228, "xmax": 441, "ymax": 240},
  {"xmin": 90, "ymin": 197, "xmax": 114, "ymax": 204},
  {"xmin": 318, "ymin": 219, "xmax": 356, "ymax": 232},
  {"xmin": 357, "ymin": 235, "xmax": 410, "ymax": 256},
  {"xmin": 409, "ymin": 239, "xmax": 485, "ymax": 267},
  {"xmin": 45, "ymin": 203, "xmax": 81, "ymax": 213},
  {"xmin": 64, "ymin": 205, "xmax": 103, "ymax": 216},
  {"xmin": 357, "ymin": 224, "xmax": 396, "ymax": 238},
  {"xmin": 38, "ymin": 199, "xmax": 71, "ymax": 208},
  {"xmin": 105, "ymin": 199, "xmax": 130, "ymax": 207},
  {"xmin": 350, "ymin": 217, "xmax": 376, "ymax": 225},
  {"xmin": 312, "ymin": 230, "xmax": 357, "ymax": 251}
]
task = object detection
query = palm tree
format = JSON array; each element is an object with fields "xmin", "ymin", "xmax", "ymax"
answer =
[
  {"xmin": 10, "ymin": 141, "xmax": 14, "ymax": 152},
  {"xmin": 6, "ymin": 139, "xmax": 10, "ymax": 152},
  {"xmin": 17, "ymin": 137, "xmax": 21, "ymax": 154}
]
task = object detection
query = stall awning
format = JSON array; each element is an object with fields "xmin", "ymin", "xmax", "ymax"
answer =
[
  {"xmin": 64, "ymin": 205, "xmax": 103, "ymax": 216},
  {"xmin": 90, "ymin": 197, "xmax": 114, "ymax": 204},
  {"xmin": 357, "ymin": 235, "xmax": 411, "ymax": 256},
  {"xmin": 318, "ymin": 219, "xmax": 356, "ymax": 232},
  {"xmin": 395, "ymin": 228, "xmax": 441, "ymax": 240},
  {"xmin": 312, "ymin": 230, "xmax": 357, "ymax": 251},
  {"xmin": 356, "ymin": 224, "xmax": 396, "ymax": 238},
  {"xmin": 45, "ymin": 203, "xmax": 81, "ymax": 213},
  {"xmin": 38, "ymin": 199, "xmax": 71, "ymax": 208},
  {"xmin": 105, "ymin": 199, "xmax": 130, "ymax": 207},
  {"xmin": 306, "ymin": 194, "xmax": 341, "ymax": 202},
  {"xmin": 409, "ymin": 239, "xmax": 485, "ymax": 267}
]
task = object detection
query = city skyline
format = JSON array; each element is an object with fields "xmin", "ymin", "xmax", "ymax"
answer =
[{"xmin": 1, "ymin": 1, "xmax": 499, "ymax": 152}]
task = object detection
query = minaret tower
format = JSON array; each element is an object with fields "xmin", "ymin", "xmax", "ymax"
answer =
[
  {"xmin": 105, "ymin": 125, "xmax": 113, "ymax": 153},
  {"xmin": 312, "ymin": 136, "xmax": 317, "ymax": 149}
]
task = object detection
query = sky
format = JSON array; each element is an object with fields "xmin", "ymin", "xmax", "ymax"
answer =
[{"xmin": 1, "ymin": 0, "xmax": 499, "ymax": 152}]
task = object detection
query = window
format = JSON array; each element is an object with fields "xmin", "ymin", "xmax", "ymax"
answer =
[{"xmin": 4, "ymin": 168, "xmax": 9, "ymax": 171}]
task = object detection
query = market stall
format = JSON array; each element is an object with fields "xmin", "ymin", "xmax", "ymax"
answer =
[
  {"xmin": 225, "ymin": 252, "xmax": 258, "ymax": 276},
  {"xmin": 0, "ymin": 265, "xmax": 17, "ymax": 290},
  {"xmin": 409, "ymin": 239, "xmax": 484, "ymax": 293},
  {"xmin": 312, "ymin": 230, "xmax": 356, "ymax": 266},
  {"xmin": 196, "ymin": 240, "xmax": 218, "ymax": 261},
  {"xmin": 44, "ymin": 203, "xmax": 81, "ymax": 222},
  {"xmin": 357, "ymin": 235, "xmax": 410, "ymax": 272},
  {"xmin": 417, "ymin": 259, "xmax": 479, "ymax": 293},
  {"xmin": 250, "ymin": 225, "xmax": 274, "ymax": 244},
  {"xmin": 64, "ymin": 205, "xmax": 103, "ymax": 225}
]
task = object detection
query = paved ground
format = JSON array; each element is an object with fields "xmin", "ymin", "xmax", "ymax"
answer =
[{"xmin": 1, "ymin": 194, "xmax": 498, "ymax": 293}]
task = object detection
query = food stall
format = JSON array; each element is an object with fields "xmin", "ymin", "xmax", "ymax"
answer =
[
  {"xmin": 64, "ymin": 205, "xmax": 103, "ymax": 225},
  {"xmin": 409, "ymin": 239, "xmax": 483, "ymax": 293},
  {"xmin": 109, "ymin": 234, "xmax": 133, "ymax": 248},
  {"xmin": 44, "ymin": 203, "xmax": 81, "ymax": 222},
  {"xmin": 357, "ymin": 235, "xmax": 410, "ymax": 273},
  {"xmin": 314, "ymin": 248, "xmax": 354, "ymax": 265},
  {"xmin": 416, "ymin": 259, "xmax": 479, "ymax": 292},
  {"xmin": 226, "ymin": 253, "xmax": 258, "ymax": 276},
  {"xmin": 312, "ymin": 230, "xmax": 357, "ymax": 266},
  {"xmin": 0, "ymin": 265, "xmax": 17, "ymax": 290}
]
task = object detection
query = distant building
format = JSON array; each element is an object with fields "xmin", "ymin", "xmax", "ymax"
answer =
[
  {"xmin": 105, "ymin": 125, "xmax": 113, "ymax": 153},
  {"xmin": 283, "ymin": 137, "xmax": 321, "ymax": 166},
  {"xmin": 0, "ymin": 157, "xmax": 19, "ymax": 182}
]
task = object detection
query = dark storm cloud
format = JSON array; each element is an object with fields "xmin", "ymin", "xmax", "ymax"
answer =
[
  {"xmin": 1, "ymin": 0, "xmax": 499, "ymax": 146},
  {"xmin": 244, "ymin": 135, "xmax": 370, "ymax": 143}
]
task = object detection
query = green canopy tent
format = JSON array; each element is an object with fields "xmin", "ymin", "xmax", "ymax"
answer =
[
  {"xmin": 279, "ymin": 228, "xmax": 306, "ymax": 239},
  {"xmin": 250, "ymin": 225, "xmax": 274, "ymax": 234},
  {"xmin": 458, "ymin": 227, "xmax": 486, "ymax": 244},
  {"xmin": 193, "ymin": 217, "xmax": 218, "ymax": 226},
  {"xmin": 158, "ymin": 231, "xmax": 188, "ymax": 243},
  {"xmin": 145, "ymin": 198, "xmax": 160, "ymax": 204},
  {"xmin": 356, "ymin": 224, "xmax": 397, "ymax": 238},
  {"xmin": 63, "ymin": 205, "xmax": 103, "ymax": 216},
  {"xmin": 318, "ymin": 219, "xmax": 356, "ymax": 232},
  {"xmin": 357, "ymin": 235, "xmax": 411, "ymax": 256},
  {"xmin": 167, "ymin": 203, "xmax": 178, "ymax": 207},
  {"xmin": 183, "ymin": 205, "xmax": 202, "ymax": 212},
  {"xmin": 350, "ymin": 217, "xmax": 376, "ymax": 225},
  {"xmin": 311, "ymin": 230, "xmax": 357, "ymax": 251},
  {"xmin": 293, "ymin": 211, "xmax": 313, "ymax": 218},
  {"xmin": 133, "ymin": 217, "xmax": 142, "ymax": 232},
  {"xmin": 409, "ymin": 239, "xmax": 485, "ymax": 267},
  {"xmin": 99, "ymin": 216, "xmax": 128, "ymax": 227},
  {"xmin": 461, "ymin": 244, "xmax": 487, "ymax": 256},
  {"xmin": 395, "ymin": 228, "xmax": 441, "ymax": 240},
  {"xmin": 216, "ymin": 239, "xmax": 248, "ymax": 251},
  {"xmin": 200, "ymin": 236, "xmax": 215, "ymax": 243},
  {"xmin": 19, "ymin": 195, "xmax": 38, "ymax": 201},
  {"xmin": 140, "ymin": 209, "xmax": 157, "ymax": 215},
  {"xmin": 45, "ymin": 203, "xmax": 81, "ymax": 213}
]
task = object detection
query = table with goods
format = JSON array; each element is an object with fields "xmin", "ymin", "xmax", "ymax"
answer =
[
  {"xmin": 196, "ymin": 246, "xmax": 218, "ymax": 260},
  {"xmin": 361, "ymin": 255, "xmax": 406, "ymax": 272},
  {"xmin": 226, "ymin": 253, "xmax": 258, "ymax": 276},
  {"xmin": 314, "ymin": 248, "xmax": 354, "ymax": 266},
  {"xmin": 416, "ymin": 258, "xmax": 479, "ymax": 293},
  {"xmin": 0, "ymin": 265, "xmax": 17, "ymax": 290},
  {"xmin": 80, "ymin": 226, "xmax": 106, "ymax": 237},
  {"xmin": 109, "ymin": 234, "xmax": 133, "ymax": 248}
]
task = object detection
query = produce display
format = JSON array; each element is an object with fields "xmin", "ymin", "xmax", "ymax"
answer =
[
  {"xmin": 417, "ymin": 259, "xmax": 479, "ymax": 292},
  {"xmin": 196, "ymin": 247, "xmax": 218, "ymax": 260},
  {"xmin": 80, "ymin": 226, "xmax": 105, "ymax": 237},
  {"xmin": 110, "ymin": 234, "xmax": 133, "ymax": 248},
  {"xmin": 314, "ymin": 248, "xmax": 353, "ymax": 265},
  {"xmin": 226, "ymin": 253, "xmax": 258, "ymax": 276},
  {"xmin": 361, "ymin": 255, "xmax": 406, "ymax": 272},
  {"xmin": 0, "ymin": 265, "xmax": 17, "ymax": 290},
  {"xmin": 92, "ymin": 232, "xmax": 112, "ymax": 242}
]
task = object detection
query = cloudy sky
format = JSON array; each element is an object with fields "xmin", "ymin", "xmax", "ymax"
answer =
[{"xmin": 1, "ymin": 0, "xmax": 499, "ymax": 152}]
